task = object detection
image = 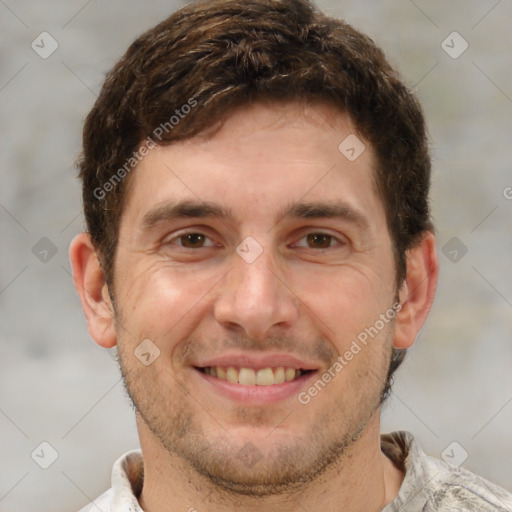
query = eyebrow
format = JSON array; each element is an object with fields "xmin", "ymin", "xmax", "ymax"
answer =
[
  {"xmin": 141, "ymin": 199, "xmax": 369, "ymax": 231},
  {"xmin": 278, "ymin": 200, "xmax": 370, "ymax": 230},
  {"xmin": 141, "ymin": 200, "xmax": 234, "ymax": 230}
]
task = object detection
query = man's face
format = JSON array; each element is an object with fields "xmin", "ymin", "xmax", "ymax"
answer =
[{"xmin": 112, "ymin": 101, "xmax": 398, "ymax": 494}]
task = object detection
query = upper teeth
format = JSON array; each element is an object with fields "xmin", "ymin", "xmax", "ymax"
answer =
[{"xmin": 202, "ymin": 366, "xmax": 303, "ymax": 386}]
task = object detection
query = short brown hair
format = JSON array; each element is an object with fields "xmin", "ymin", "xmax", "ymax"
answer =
[{"xmin": 78, "ymin": 0, "xmax": 434, "ymax": 399}]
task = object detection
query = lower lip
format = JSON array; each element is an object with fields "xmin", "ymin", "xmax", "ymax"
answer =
[{"xmin": 193, "ymin": 368, "xmax": 319, "ymax": 404}]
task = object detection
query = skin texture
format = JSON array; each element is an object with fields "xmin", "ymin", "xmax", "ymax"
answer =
[{"xmin": 70, "ymin": 101, "xmax": 438, "ymax": 512}]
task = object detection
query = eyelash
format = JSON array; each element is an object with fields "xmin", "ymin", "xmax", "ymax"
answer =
[
  {"xmin": 166, "ymin": 230, "xmax": 344, "ymax": 250},
  {"xmin": 169, "ymin": 232, "xmax": 219, "ymax": 248}
]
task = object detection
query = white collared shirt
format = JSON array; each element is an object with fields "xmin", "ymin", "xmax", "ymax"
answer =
[{"xmin": 78, "ymin": 431, "xmax": 512, "ymax": 511}]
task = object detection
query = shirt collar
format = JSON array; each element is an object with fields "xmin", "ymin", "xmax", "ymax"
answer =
[
  {"xmin": 108, "ymin": 432, "xmax": 432, "ymax": 511},
  {"xmin": 111, "ymin": 449, "xmax": 144, "ymax": 511},
  {"xmin": 381, "ymin": 431, "xmax": 449, "ymax": 511}
]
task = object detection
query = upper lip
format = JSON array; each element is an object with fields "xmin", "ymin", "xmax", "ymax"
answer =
[{"xmin": 193, "ymin": 352, "xmax": 320, "ymax": 371}]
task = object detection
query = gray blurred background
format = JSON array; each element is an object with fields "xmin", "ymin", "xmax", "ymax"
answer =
[{"xmin": 1, "ymin": 1, "xmax": 511, "ymax": 510}]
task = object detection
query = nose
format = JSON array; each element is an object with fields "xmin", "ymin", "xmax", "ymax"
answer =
[{"xmin": 213, "ymin": 246, "xmax": 299, "ymax": 338}]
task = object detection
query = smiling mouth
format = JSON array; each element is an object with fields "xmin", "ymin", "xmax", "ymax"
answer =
[{"xmin": 195, "ymin": 366, "xmax": 315, "ymax": 386}]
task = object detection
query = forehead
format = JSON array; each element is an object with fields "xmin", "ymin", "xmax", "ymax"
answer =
[{"xmin": 121, "ymin": 101, "xmax": 385, "ymax": 230}]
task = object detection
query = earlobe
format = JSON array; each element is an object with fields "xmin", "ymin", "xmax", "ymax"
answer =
[
  {"xmin": 69, "ymin": 233, "xmax": 117, "ymax": 348},
  {"xmin": 393, "ymin": 231, "xmax": 439, "ymax": 349}
]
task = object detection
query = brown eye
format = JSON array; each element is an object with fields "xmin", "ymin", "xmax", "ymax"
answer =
[
  {"xmin": 179, "ymin": 233, "xmax": 207, "ymax": 248},
  {"xmin": 306, "ymin": 233, "xmax": 334, "ymax": 248}
]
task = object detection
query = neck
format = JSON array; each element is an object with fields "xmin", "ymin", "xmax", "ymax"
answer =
[{"xmin": 137, "ymin": 412, "xmax": 404, "ymax": 512}]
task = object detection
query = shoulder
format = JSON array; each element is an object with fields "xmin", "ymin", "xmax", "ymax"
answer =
[
  {"xmin": 382, "ymin": 431, "xmax": 512, "ymax": 512},
  {"xmin": 426, "ymin": 465, "xmax": 512, "ymax": 511}
]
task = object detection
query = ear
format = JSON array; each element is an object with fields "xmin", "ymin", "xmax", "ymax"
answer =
[
  {"xmin": 69, "ymin": 233, "xmax": 117, "ymax": 348},
  {"xmin": 393, "ymin": 231, "xmax": 439, "ymax": 349}
]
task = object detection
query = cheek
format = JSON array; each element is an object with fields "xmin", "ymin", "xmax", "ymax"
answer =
[
  {"xmin": 291, "ymin": 265, "xmax": 393, "ymax": 340},
  {"xmin": 116, "ymin": 262, "xmax": 219, "ymax": 342}
]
